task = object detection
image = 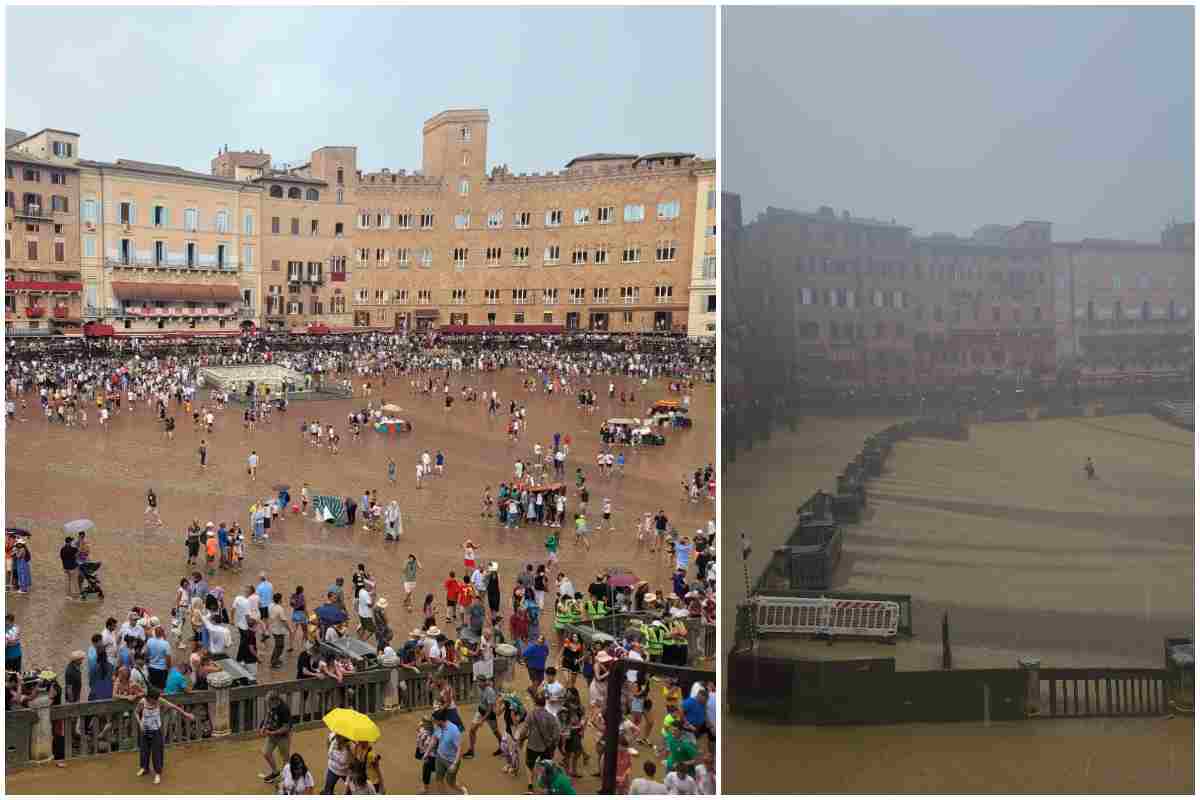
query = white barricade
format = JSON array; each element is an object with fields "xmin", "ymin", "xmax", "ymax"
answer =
[{"xmin": 753, "ymin": 596, "xmax": 899, "ymax": 639}]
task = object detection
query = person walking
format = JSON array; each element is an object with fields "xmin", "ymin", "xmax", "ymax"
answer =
[
  {"xmin": 386, "ymin": 459, "xmax": 397, "ymax": 484},
  {"xmin": 198, "ymin": 439, "xmax": 208, "ymax": 469},
  {"xmin": 134, "ymin": 687, "xmax": 195, "ymax": 785},
  {"xmin": 258, "ymin": 690, "xmax": 293, "ymax": 784},
  {"xmin": 247, "ymin": 450, "xmax": 259, "ymax": 481},
  {"xmin": 268, "ymin": 593, "xmax": 289, "ymax": 669},
  {"xmin": 60, "ymin": 536, "xmax": 79, "ymax": 599},
  {"xmin": 402, "ymin": 554, "xmax": 422, "ymax": 612}
]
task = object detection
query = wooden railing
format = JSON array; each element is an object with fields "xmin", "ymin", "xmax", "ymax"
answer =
[
  {"xmin": 6, "ymin": 661, "xmax": 490, "ymax": 769},
  {"xmin": 1038, "ymin": 668, "xmax": 1172, "ymax": 718}
]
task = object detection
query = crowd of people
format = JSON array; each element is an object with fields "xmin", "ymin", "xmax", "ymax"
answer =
[{"xmin": 5, "ymin": 329, "xmax": 716, "ymax": 794}]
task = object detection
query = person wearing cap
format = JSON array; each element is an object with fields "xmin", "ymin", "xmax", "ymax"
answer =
[{"xmin": 59, "ymin": 536, "xmax": 79, "ymax": 599}]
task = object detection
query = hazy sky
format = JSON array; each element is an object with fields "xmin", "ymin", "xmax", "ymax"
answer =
[
  {"xmin": 8, "ymin": 7, "xmax": 714, "ymax": 175},
  {"xmin": 723, "ymin": 7, "xmax": 1193, "ymax": 243}
]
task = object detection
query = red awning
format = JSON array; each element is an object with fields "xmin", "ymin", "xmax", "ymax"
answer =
[
  {"xmin": 5, "ymin": 280, "xmax": 83, "ymax": 292},
  {"xmin": 83, "ymin": 323, "xmax": 115, "ymax": 337}
]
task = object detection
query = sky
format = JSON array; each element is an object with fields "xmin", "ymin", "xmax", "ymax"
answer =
[
  {"xmin": 7, "ymin": 6, "xmax": 714, "ymax": 175},
  {"xmin": 723, "ymin": 7, "xmax": 1194, "ymax": 243}
]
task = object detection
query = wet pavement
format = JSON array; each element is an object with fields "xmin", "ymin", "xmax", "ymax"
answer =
[
  {"xmin": 4, "ymin": 704, "xmax": 614, "ymax": 795},
  {"xmin": 721, "ymin": 412, "xmax": 1195, "ymax": 793},
  {"xmin": 5, "ymin": 370, "xmax": 715, "ymax": 686}
]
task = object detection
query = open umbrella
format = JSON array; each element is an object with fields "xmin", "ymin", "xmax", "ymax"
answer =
[
  {"xmin": 63, "ymin": 519, "xmax": 95, "ymax": 536},
  {"xmin": 323, "ymin": 708, "xmax": 380, "ymax": 743},
  {"xmin": 607, "ymin": 572, "xmax": 640, "ymax": 589},
  {"xmin": 381, "ymin": 403, "xmax": 403, "ymax": 414}
]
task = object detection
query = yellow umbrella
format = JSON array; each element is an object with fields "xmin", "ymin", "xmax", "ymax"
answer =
[{"xmin": 323, "ymin": 708, "xmax": 381, "ymax": 743}]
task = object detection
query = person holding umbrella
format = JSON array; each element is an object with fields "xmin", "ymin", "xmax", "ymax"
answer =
[{"xmin": 322, "ymin": 709, "xmax": 380, "ymax": 795}]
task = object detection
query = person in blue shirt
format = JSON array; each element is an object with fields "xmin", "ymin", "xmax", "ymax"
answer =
[
  {"xmin": 217, "ymin": 525, "xmax": 229, "ymax": 568},
  {"xmin": 522, "ymin": 635, "xmax": 550, "ymax": 687},
  {"xmin": 256, "ymin": 573, "xmax": 274, "ymax": 630},
  {"xmin": 432, "ymin": 709, "xmax": 463, "ymax": 793},
  {"xmin": 681, "ymin": 686, "xmax": 710, "ymax": 740},
  {"xmin": 164, "ymin": 663, "xmax": 189, "ymax": 695},
  {"xmin": 145, "ymin": 626, "xmax": 171, "ymax": 689}
]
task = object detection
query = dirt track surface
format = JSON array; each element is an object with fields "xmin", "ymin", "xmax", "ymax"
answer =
[{"xmin": 5, "ymin": 370, "xmax": 715, "ymax": 685}]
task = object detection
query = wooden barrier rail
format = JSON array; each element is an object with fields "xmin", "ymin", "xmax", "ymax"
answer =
[
  {"xmin": 1039, "ymin": 668, "xmax": 1172, "ymax": 718},
  {"xmin": 6, "ymin": 661, "xmax": 488, "ymax": 769}
]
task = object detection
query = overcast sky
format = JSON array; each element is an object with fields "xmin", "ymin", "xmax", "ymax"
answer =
[
  {"xmin": 723, "ymin": 7, "xmax": 1193, "ymax": 243},
  {"xmin": 8, "ymin": 6, "xmax": 714, "ymax": 175}
]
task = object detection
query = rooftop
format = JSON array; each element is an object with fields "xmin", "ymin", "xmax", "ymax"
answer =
[
  {"xmin": 564, "ymin": 152, "xmax": 637, "ymax": 168},
  {"xmin": 79, "ymin": 158, "xmax": 256, "ymax": 188},
  {"xmin": 632, "ymin": 151, "xmax": 696, "ymax": 166}
]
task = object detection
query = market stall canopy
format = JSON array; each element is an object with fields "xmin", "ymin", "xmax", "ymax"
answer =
[{"xmin": 111, "ymin": 282, "xmax": 242, "ymax": 302}]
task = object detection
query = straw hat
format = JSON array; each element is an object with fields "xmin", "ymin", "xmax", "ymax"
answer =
[
  {"xmin": 375, "ymin": 597, "xmax": 389, "ymax": 609},
  {"xmin": 148, "ymin": 616, "xmax": 161, "ymax": 627},
  {"xmin": 425, "ymin": 626, "xmax": 442, "ymax": 638},
  {"xmin": 69, "ymin": 651, "xmax": 86, "ymax": 662}
]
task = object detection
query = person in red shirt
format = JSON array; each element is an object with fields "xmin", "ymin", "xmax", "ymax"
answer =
[
  {"xmin": 444, "ymin": 571, "xmax": 461, "ymax": 625},
  {"xmin": 509, "ymin": 605, "xmax": 530, "ymax": 652},
  {"xmin": 457, "ymin": 580, "xmax": 474, "ymax": 625}
]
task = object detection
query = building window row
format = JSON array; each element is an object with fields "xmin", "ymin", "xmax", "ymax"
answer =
[
  {"xmin": 268, "ymin": 185, "xmax": 320, "ymax": 202},
  {"xmin": 348, "ymin": 202, "xmax": 678, "ymax": 232}
]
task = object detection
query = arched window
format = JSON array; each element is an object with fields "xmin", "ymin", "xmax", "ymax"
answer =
[
  {"xmin": 287, "ymin": 187, "xmax": 301, "ymax": 200},
  {"xmin": 305, "ymin": 188, "xmax": 319, "ymax": 202},
  {"xmin": 269, "ymin": 185, "xmax": 283, "ymax": 198}
]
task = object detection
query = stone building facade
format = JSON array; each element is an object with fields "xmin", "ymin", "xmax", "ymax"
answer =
[
  {"xmin": 686, "ymin": 167, "xmax": 717, "ymax": 337},
  {"xmin": 5, "ymin": 109, "xmax": 712, "ymax": 338},
  {"xmin": 4, "ymin": 128, "xmax": 83, "ymax": 335},
  {"xmin": 1052, "ymin": 233, "xmax": 1194, "ymax": 372}
]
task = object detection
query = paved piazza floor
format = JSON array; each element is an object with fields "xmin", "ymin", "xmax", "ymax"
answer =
[{"xmin": 5, "ymin": 369, "xmax": 715, "ymax": 682}]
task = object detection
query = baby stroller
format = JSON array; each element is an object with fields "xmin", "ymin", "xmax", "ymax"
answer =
[{"xmin": 78, "ymin": 561, "xmax": 104, "ymax": 600}]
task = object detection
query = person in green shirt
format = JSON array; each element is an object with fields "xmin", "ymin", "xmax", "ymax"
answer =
[
  {"xmin": 535, "ymin": 759, "xmax": 576, "ymax": 795},
  {"xmin": 545, "ymin": 531, "xmax": 559, "ymax": 566},
  {"xmin": 663, "ymin": 717, "xmax": 698, "ymax": 771}
]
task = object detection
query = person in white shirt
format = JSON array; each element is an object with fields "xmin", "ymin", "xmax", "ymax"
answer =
[
  {"xmin": 694, "ymin": 757, "xmax": 715, "ymax": 794},
  {"xmin": 624, "ymin": 643, "xmax": 644, "ymax": 685},
  {"xmin": 664, "ymin": 764, "xmax": 698, "ymax": 794},
  {"xmin": 203, "ymin": 614, "xmax": 230, "ymax": 658},
  {"xmin": 542, "ymin": 667, "xmax": 566, "ymax": 716},
  {"xmin": 356, "ymin": 586, "xmax": 374, "ymax": 642},
  {"xmin": 630, "ymin": 761, "xmax": 668, "ymax": 795}
]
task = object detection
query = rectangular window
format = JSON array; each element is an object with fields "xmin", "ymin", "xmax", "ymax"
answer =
[
  {"xmin": 290, "ymin": 217, "xmax": 300, "ymax": 235},
  {"xmin": 420, "ymin": 248, "xmax": 432, "ymax": 268},
  {"xmin": 655, "ymin": 240, "xmax": 677, "ymax": 262},
  {"xmin": 453, "ymin": 247, "xmax": 469, "ymax": 269},
  {"xmin": 706, "ymin": 225, "xmax": 717, "ymax": 238},
  {"xmin": 656, "ymin": 200, "xmax": 680, "ymax": 220},
  {"xmin": 51, "ymin": 195, "xmax": 70, "ymax": 213},
  {"xmin": 27, "ymin": 240, "xmax": 38, "ymax": 260},
  {"xmin": 81, "ymin": 199, "xmax": 97, "ymax": 224},
  {"xmin": 597, "ymin": 206, "xmax": 613, "ymax": 224},
  {"xmin": 513, "ymin": 246, "xmax": 530, "ymax": 266},
  {"xmin": 357, "ymin": 248, "xmax": 369, "ymax": 263},
  {"xmin": 187, "ymin": 243, "xmax": 197, "ymax": 267},
  {"xmin": 54, "ymin": 240, "xmax": 65, "ymax": 262},
  {"xmin": 594, "ymin": 247, "xmax": 609, "ymax": 265},
  {"xmin": 545, "ymin": 209, "xmax": 563, "ymax": 227},
  {"xmin": 622, "ymin": 246, "xmax": 641, "ymax": 264},
  {"xmin": 310, "ymin": 219, "xmax": 319, "ymax": 236},
  {"xmin": 487, "ymin": 210, "xmax": 504, "ymax": 229},
  {"xmin": 486, "ymin": 246, "xmax": 502, "ymax": 266},
  {"xmin": 375, "ymin": 212, "xmax": 385, "ymax": 228},
  {"xmin": 23, "ymin": 169, "xmax": 39, "ymax": 182},
  {"xmin": 484, "ymin": 289, "xmax": 500, "ymax": 305},
  {"xmin": 706, "ymin": 190, "xmax": 716, "ymax": 210},
  {"xmin": 620, "ymin": 286, "xmax": 640, "ymax": 304},
  {"xmin": 376, "ymin": 248, "xmax": 387, "ymax": 263},
  {"xmin": 655, "ymin": 285, "xmax": 673, "ymax": 303},
  {"xmin": 120, "ymin": 202, "xmax": 132, "ymax": 224},
  {"xmin": 543, "ymin": 288, "xmax": 559, "ymax": 305},
  {"xmin": 154, "ymin": 241, "xmax": 166, "ymax": 266},
  {"xmin": 52, "ymin": 141, "xmax": 73, "ymax": 157},
  {"xmin": 702, "ymin": 256, "xmax": 716, "ymax": 279},
  {"xmin": 451, "ymin": 289, "xmax": 468, "ymax": 305},
  {"xmin": 395, "ymin": 289, "xmax": 409, "ymax": 304},
  {"xmin": 83, "ymin": 237, "xmax": 96, "ymax": 258},
  {"xmin": 359, "ymin": 212, "xmax": 371, "ymax": 229},
  {"xmin": 569, "ymin": 288, "xmax": 585, "ymax": 305},
  {"xmin": 418, "ymin": 290, "xmax": 432, "ymax": 304},
  {"xmin": 543, "ymin": 245, "xmax": 561, "ymax": 265},
  {"xmin": 243, "ymin": 246, "xmax": 253, "ymax": 267},
  {"xmin": 706, "ymin": 294, "xmax": 716, "ymax": 313},
  {"xmin": 397, "ymin": 212, "xmax": 412, "ymax": 230},
  {"xmin": 454, "ymin": 212, "xmax": 470, "ymax": 230},
  {"xmin": 513, "ymin": 312, "xmax": 525, "ymax": 324},
  {"xmin": 216, "ymin": 211, "xmax": 229, "ymax": 233},
  {"xmin": 513, "ymin": 211, "xmax": 532, "ymax": 229},
  {"xmin": 623, "ymin": 204, "xmax": 645, "ymax": 223},
  {"xmin": 592, "ymin": 287, "xmax": 610, "ymax": 304},
  {"xmin": 573, "ymin": 208, "xmax": 590, "ymax": 225},
  {"xmin": 571, "ymin": 247, "xmax": 588, "ymax": 265},
  {"xmin": 512, "ymin": 288, "xmax": 529, "ymax": 305},
  {"xmin": 420, "ymin": 212, "xmax": 434, "ymax": 229},
  {"xmin": 397, "ymin": 248, "xmax": 409, "ymax": 267},
  {"xmin": 243, "ymin": 213, "xmax": 254, "ymax": 235}
]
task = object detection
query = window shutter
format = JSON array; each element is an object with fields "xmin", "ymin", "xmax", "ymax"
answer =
[
  {"xmin": 130, "ymin": 202, "xmax": 137, "ymax": 226},
  {"xmin": 163, "ymin": 207, "xmax": 170, "ymax": 228}
]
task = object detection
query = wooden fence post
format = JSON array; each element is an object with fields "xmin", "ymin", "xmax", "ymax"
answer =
[{"xmin": 31, "ymin": 704, "xmax": 53, "ymax": 762}]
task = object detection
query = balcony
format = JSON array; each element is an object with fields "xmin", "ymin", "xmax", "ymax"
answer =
[
  {"xmin": 14, "ymin": 204, "xmax": 51, "ymax": 221},
  {"xmin": 25, "ymin": 306, "xmax": 46, "ymax": 319}
]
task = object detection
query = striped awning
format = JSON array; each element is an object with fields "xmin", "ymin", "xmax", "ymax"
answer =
[{"xmin": 111, "ymin": 282, "xmax": 242, "ymax": 302}]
